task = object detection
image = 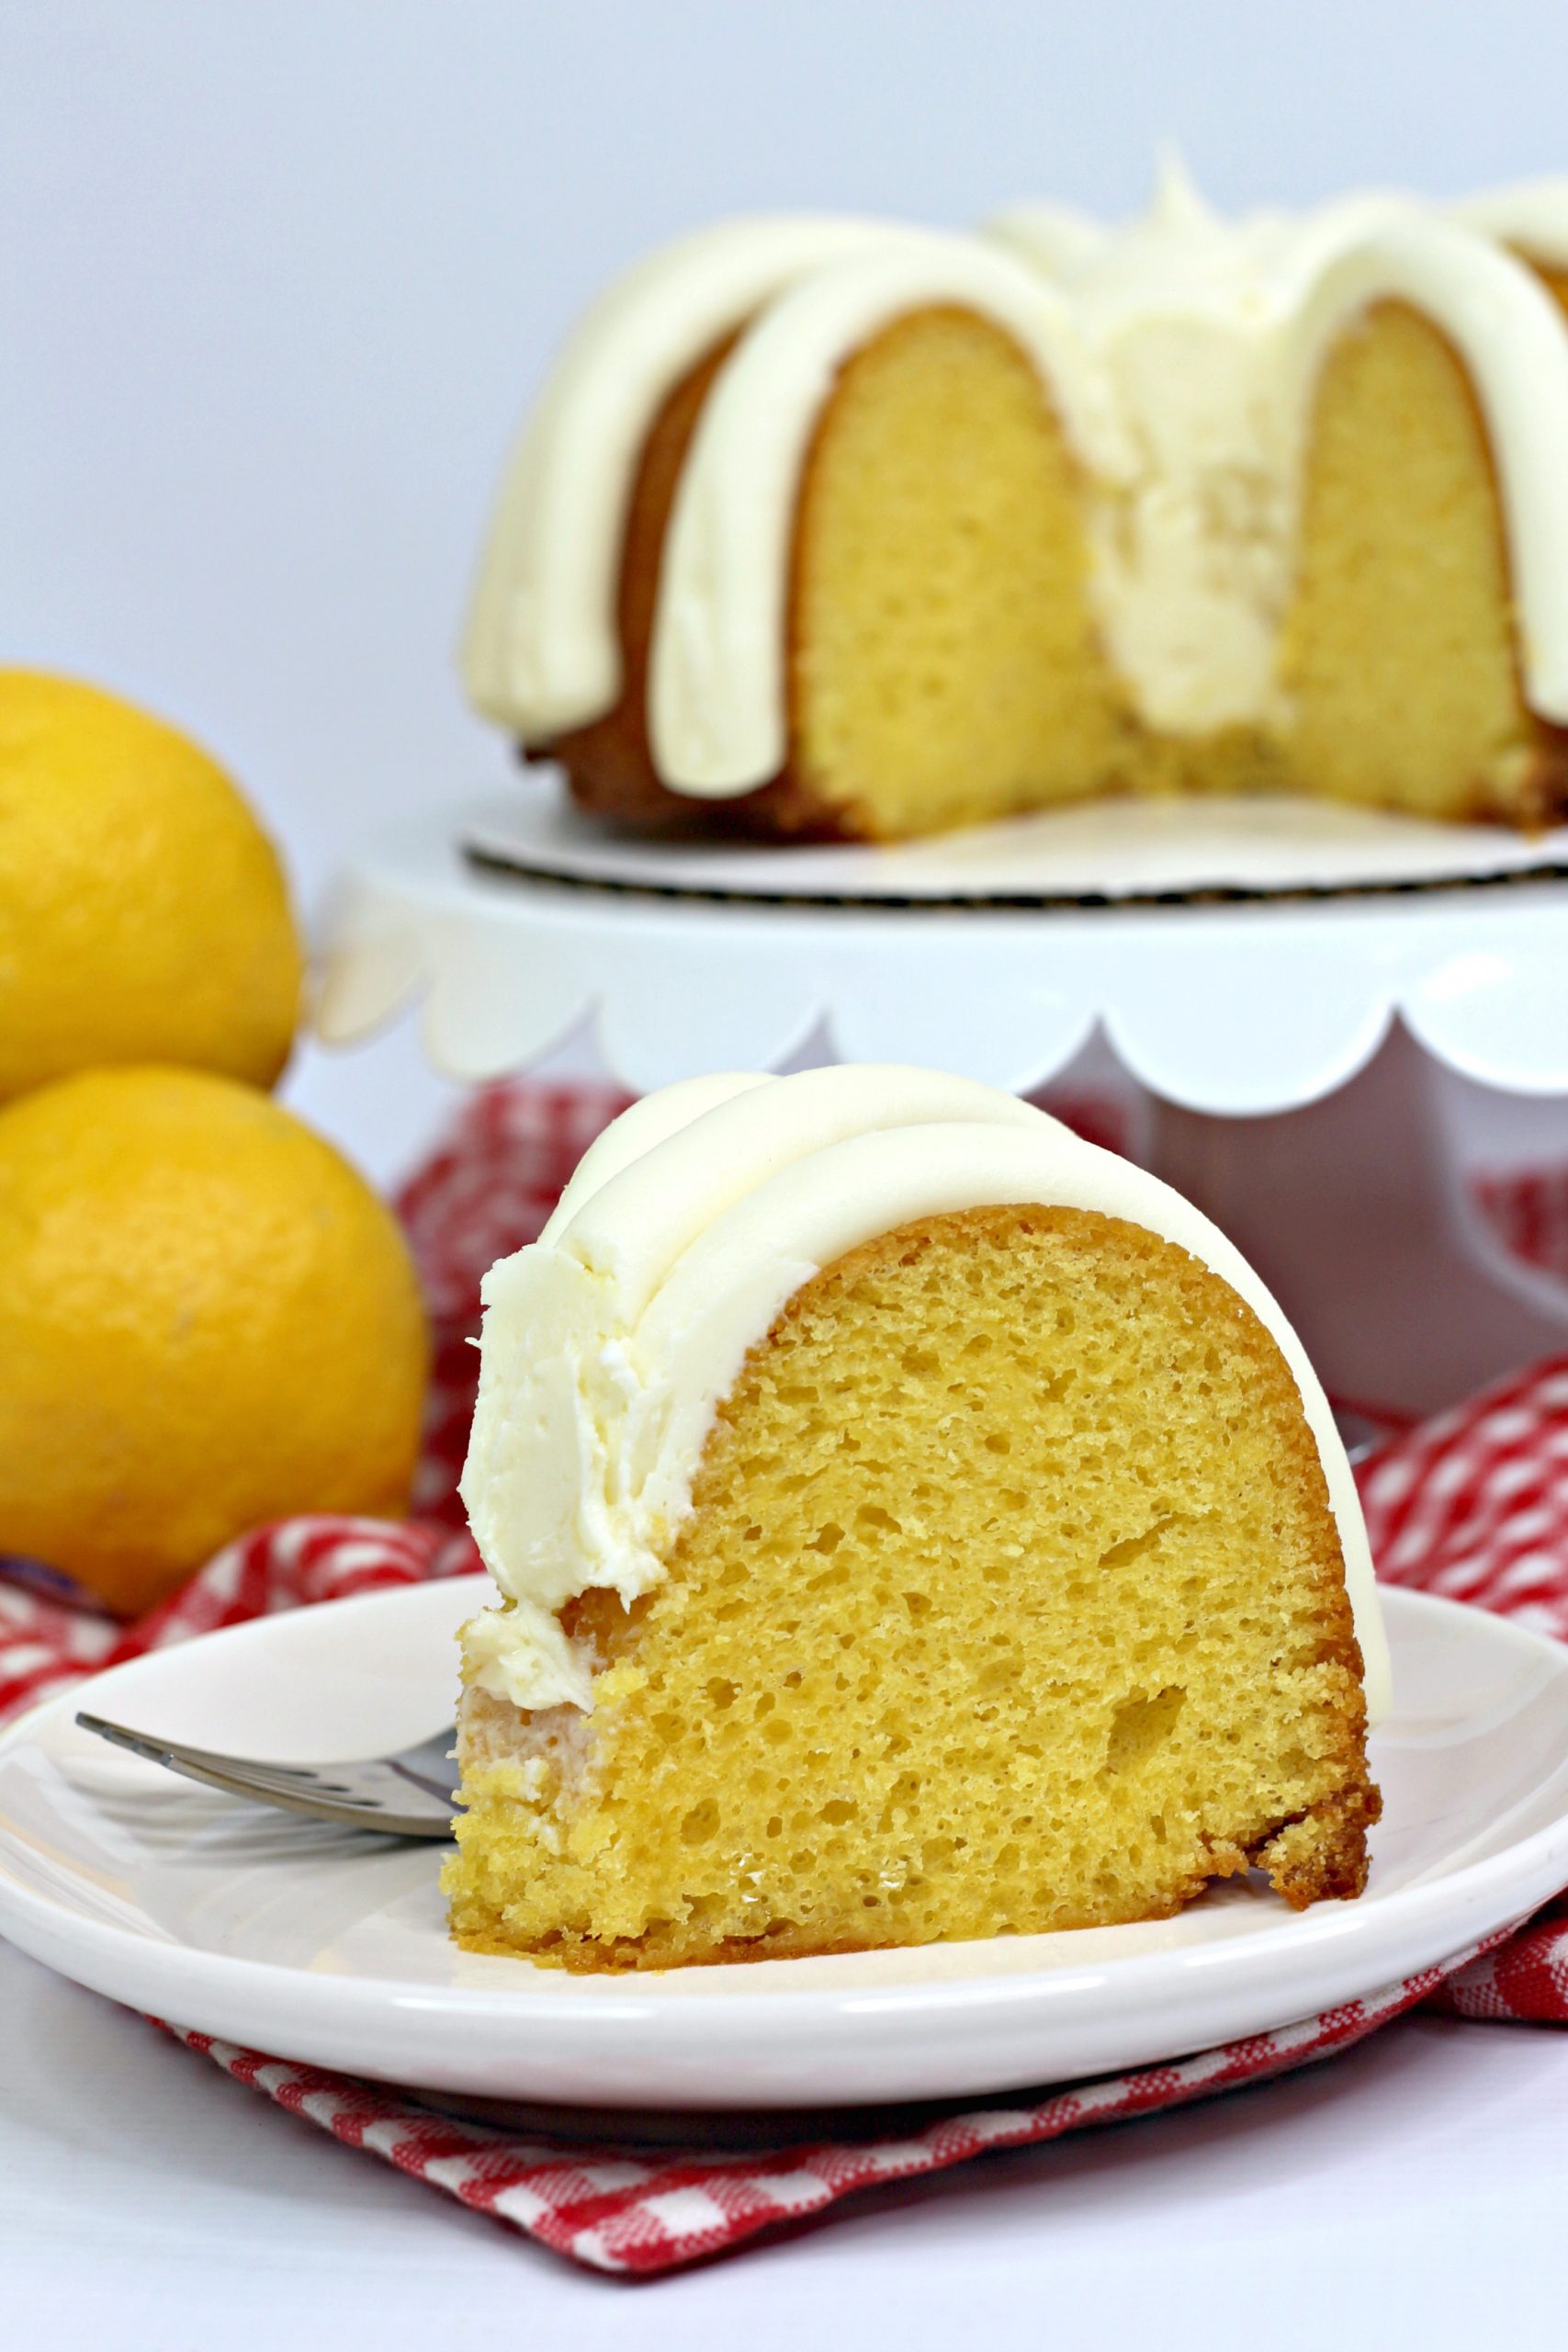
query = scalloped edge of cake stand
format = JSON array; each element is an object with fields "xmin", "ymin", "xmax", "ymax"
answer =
[{"xmin": 316, "ymin": 806, "xmax": 1568, "ymax": 1114}]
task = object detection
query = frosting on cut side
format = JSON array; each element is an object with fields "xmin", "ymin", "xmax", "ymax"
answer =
[{"xmin": 461, "ymin": 166, "xmax": 1568, "ymax": 786}]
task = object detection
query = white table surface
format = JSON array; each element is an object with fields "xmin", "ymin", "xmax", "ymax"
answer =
[{"xmin": 2, "ymin": 1936, "xmax": 1563, "ymax": 2350}]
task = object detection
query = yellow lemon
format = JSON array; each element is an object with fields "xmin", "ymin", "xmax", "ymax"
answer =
[
  {"xmin": 0, "ymin": 1067, "xmax": 430, "ymax": 1616},
  {"xmin": 0, "ymin": 671, "xmax": 304, "ymax": 1102}
]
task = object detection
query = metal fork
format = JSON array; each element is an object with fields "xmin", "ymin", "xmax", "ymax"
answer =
[{"xmin": 74, "ymin": 1711, "xmax": 460, "ymax": 1838}]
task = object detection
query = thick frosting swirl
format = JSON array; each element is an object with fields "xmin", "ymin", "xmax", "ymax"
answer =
[{"xmin": 459, "ymin": 1066, "xmax": 1389, "ymax": 1728}]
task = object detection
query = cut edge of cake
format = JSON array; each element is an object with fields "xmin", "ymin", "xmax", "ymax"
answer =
[{"xmin": 446, "ymin": 1066, "xmax": 1387, "ymax": 1972}]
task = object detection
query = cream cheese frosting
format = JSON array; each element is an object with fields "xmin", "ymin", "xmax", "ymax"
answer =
[
  {"xmin": 992, "ymin": 165, "xmax": 1568, "ymax": 733},
  {"xmin": 1450, "ymin": 176, "xmax": 1568, "ymax": 261},
  {"xmin": 462, "ymin": 166, "xmax": 1568, "ymax": 784},
  {"xmin": 458, "ymin": 1064, "xmax": 1390, "ymax": 1730},
  {"xmin": 462, "ymin": 215, "xmax": 907, "ymax": 739}
]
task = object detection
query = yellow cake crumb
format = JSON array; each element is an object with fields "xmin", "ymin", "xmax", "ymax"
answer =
[{"xmin": 446, "ymin": 1204, "xmax": 1377, "ymax": 1971}]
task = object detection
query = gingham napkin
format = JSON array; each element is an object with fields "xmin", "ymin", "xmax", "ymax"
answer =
[{"xmin": 2, "ymin": 1077, "xmax": 1566, "ymax": 2276}]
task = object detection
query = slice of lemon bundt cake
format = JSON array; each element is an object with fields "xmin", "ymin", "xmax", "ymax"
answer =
[
  {"xmin": 447, "ymin": 1067, "xmax": 1386, "ymax": 1972},
  {"xmin": 463, "ymin": 167, "xmax": 1568, "ymax": 840}
]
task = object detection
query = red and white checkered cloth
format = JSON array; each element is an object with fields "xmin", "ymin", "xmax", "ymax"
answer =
[{"xmin": 2, "ymin": 1076, "xmax": 1567, "ymax": 2275}]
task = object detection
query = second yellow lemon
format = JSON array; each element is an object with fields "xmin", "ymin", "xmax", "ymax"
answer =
[
  {"xmin": 0, "ymin": 671, "xmax": 304, "ymax": 1102},
  {"xmin": 0, "ymin": 1066, "xmax": 430, "ymax": 1617}
]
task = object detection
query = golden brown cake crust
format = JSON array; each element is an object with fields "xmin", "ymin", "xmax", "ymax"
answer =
[
  {"xmin": 448, "ymin": 1204, "xmax": 1382, "ymax": 1970},
  {"xmin": 535, "ymin": 335, "xmax": 853, "ymax": 842}
]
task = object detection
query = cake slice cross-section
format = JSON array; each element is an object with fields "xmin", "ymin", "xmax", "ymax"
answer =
[{"xmin": 447, "ymin": 1066, "xmax": 1385, "ymax": 1971}]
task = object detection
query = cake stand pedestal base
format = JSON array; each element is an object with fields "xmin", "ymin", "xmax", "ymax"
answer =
[{"xmin": 1147, "ymin": 1023, "xmax": 1568, "ymax": 1424}]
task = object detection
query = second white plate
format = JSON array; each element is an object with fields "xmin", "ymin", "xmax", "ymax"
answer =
[{"xmin": 0, "ymin": 1579, "xmax": 1564, "ymax": 2112}]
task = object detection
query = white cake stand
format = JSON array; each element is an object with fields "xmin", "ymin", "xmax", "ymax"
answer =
[{"xmin": 318, "ymin": 797, "xmax": 1568, "ymax": 1420}]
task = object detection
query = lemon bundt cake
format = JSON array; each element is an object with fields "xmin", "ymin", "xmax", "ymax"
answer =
[
  {"xmin": 447, "ymin": 1067, "xmax": 1387, "ymax": 1972},
  {"xmin": 463, "ymin": 167, "xmax": 1568, "ymax": 842}
]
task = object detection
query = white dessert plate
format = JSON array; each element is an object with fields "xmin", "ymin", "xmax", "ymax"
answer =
[
  {"xmin": 463, "ymin": 789, "xmax": 1568, "ymax": 908},
  {"xmin": 1, "ymin": 1577, "xmax": 1566, "ymax": 2115}
]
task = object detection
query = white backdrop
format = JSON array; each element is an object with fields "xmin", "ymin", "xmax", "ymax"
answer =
[{"xmin": 7, "ymin": 0, "xmax": 1568, "ymax": 1179}]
